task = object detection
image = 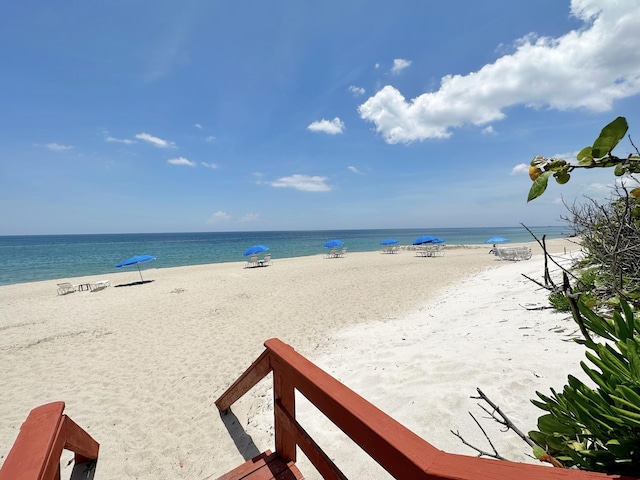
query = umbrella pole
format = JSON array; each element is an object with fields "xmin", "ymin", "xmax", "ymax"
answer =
[{"xmin": 137, "ymin": 264, "xmax": 144, "ymax": 282}]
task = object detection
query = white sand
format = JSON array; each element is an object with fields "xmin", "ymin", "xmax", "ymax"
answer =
[{"xmin": 0, "ymin": 238, "xmax": 587, "ymax": 479}]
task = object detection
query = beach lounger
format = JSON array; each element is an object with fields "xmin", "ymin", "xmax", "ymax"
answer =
[
  {"xmin": 90, "ymin": 279, "xmax": 110, "ymax": 291},
  {"xmin": 260, "ymin": 253, "xmax": 272, "ymax": 266},
  {"xmin": 495, "ymin": 246, "xmax": 532, "ymax": 261},
  {"xmin": 56, "ymin": 282, "xmax": 76, "ymax": 295},
  {"xmin": 246, "ymin": 254, "xmax": 259, "ymax": 268},
  {"xmin": 324, "ymin": 248, "xmax": 337, "ymax": 258}
]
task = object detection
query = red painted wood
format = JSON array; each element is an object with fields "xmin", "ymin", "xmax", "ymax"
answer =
[
  {"xmin": 274, "ymin": 370, "xmax": 296, "ymax": 464},
  {"xmin": 0, "ymin": 402, "xmax": 65, "ymax": 480},
  {"xmin": 275, "ymin": 400, "xmax": 347, "ymax": 480},
  {"xmin": 216, "ymin": 338, "xmax": 638, "ymax": 480},
  {"xmin": 61, "ymin": 415, "xmax": 99, "ymax": 463},
  {"xmin": 216, "ymin": 349, "xmax": 272, "ymax": 412},
  {"xmin": 0, "ymin": 402, "xmax": 99, "ymax": 480},
  {"xmin": 216, "ymin": 450, "xmax": 304, "ymax": 480}
]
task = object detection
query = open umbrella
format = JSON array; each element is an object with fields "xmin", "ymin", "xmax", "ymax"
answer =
[
  {"xmin": 413, "ymin": 235, "xmax": 444, "ymax": 245},
  {"xmin": 380, "ymin": 239, "xmax": 399, "ymax": 245},
  {"xmin": 324, "ymin": 239, "xmax": 344, "ymax": 248},
  {"xmin": 485, "ymin": 236, "xmax": 510, "ymax": 244},
  {"xmin": 243, "ymin": 245, "xmax": 269, "ymax": 256},
  {"xmin": 115, "ymin": 254, "xmax": 156, "ymax": 282}
]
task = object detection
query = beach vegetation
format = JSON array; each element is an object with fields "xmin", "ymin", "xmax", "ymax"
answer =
[
  {"xmin": 526, "ymin": 116, "xmax": 640, "ymax": 206},
  {"xmin": 526, "ymin": 117, "xmax": 640, "ymax": 473},
  {"xmin": 529, "ymin": 298, "xmax": 640, "ymax": 475}
]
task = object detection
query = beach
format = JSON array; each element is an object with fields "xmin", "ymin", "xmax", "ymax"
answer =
[{"xmin": 0, "ymin": 238, "xmax": 586, "ymax": 478}]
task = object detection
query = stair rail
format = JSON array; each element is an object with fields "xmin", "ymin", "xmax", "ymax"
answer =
[
  {"xmin": 216, "ymin": 338, "xmax": 636, "ymax": 480},
  {"xmin": 0, "ymin": 401, "xmax": 99, "ymax": 480}
]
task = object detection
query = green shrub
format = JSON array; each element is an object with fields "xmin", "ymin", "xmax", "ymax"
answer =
[
  {"xmin": 529, "ymin": 298, "xmax": 640, "ymax": 475},
  {"xmin": 548, "ymin": 291, "xmax": 571, "ymax": 312}
]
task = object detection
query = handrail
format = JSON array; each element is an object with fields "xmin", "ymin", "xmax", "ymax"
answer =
[
  {"xmin": 216, "ymin": 338, "xmax": 636, "ymax": 480},
  {"xmin": 0, "ymin": 401, "xmax": 99, "ymax": 480}
]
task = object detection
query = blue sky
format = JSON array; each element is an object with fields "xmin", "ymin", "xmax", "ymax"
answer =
[{"xmin": 2, "ymin": 0, "xmax": 640, "ymax": 234}]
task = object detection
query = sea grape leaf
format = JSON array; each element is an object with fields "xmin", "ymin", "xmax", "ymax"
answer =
[
  {"xmin": 591, "ymin": 117, "xmax": 628, "ymax": 158},
  {"xmin": 528, "ymin": 171, "xmax": 552, "ymax": 202}
]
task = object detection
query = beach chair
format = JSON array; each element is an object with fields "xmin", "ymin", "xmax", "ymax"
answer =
[
  {"xmin": 56, "ymin": 282, "xmax": 76, "ymax": 295},
  {"xmin": 246, "ymin": 254, "xmax": 259, "ymax": 268},
  {"xmin": 260, "ymin": 253, "xmax": 272, "ymax": 266},
  {"xmin": 339, "ymin": 247, "xmax": 347, "ymax": 257},
  {"xmin": 90, "ymin": 279, "xmax": 110, "ymax": 291},
  {"xmin": 325, "ymin": 248, "xmax": 337, "ymax": 258}
]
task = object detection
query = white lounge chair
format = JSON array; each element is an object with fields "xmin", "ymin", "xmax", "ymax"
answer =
[
  {"xmin": 56, "ymin": 283, "xmax": 77, "ymax": 295},
  {"xmin": 246, "ymin": 254, "xmax": 259, "ymax": 268},
  {"xmin": 260, "ymin": 253, "xmax": 272, "ymax": 266},
  {"xmin": 324, "ymin": 248, "xmax": 337, "ymax": 259},
  {"xmin": 90, "ymin": 279, "xmax": 110, "ymax": 291},
  {"xmin": 495, "ymin": 246, "xmax": 532, "ymax": 261}
]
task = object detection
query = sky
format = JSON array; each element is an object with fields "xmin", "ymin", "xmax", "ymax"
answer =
[{"xmin": 2, "ymin": 0, "xmax": 640, "ymax": 234}]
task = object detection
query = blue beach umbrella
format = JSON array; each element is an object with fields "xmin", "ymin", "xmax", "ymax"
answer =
[
  {"xmin": 485, "ymin": 236, "xmax": 510, "ymax": 244},
  {"xmin": 413, "ymin": 235, "xmax": 444, "ymax": 245},
  {"xmin": 324, "ymin": 239, "xmax": 344, "ymax": 248},
  {"xmin": 115, "ymin": 254, "xmax": 156, "ymax": 282},
  {"xmin": 380, "ymin": 239, "xmax": 399, "ymax": 245},
  {"xmin": 243, "ymin": 245, "xmax": 269, "ymax": 256}
]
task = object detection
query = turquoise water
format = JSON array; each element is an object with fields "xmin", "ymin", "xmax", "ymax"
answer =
[{"xmin": 0, "ymin": 226, "xmax": 568, "ymax": 286}]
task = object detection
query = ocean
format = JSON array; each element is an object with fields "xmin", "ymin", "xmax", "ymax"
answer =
[{"xmin": 0, "ymin": 226, "xmax": 568, "ymax": 286}]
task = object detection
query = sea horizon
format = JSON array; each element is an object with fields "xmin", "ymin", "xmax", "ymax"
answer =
[{"xmin": 0, "ymin": 225, "xmax": 570, "ymax": 286}]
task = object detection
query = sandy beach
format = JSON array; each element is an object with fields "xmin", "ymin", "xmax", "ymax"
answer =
[{"xmin": 0, "ymin": 238, "xmax": 587, "ymax": 479}]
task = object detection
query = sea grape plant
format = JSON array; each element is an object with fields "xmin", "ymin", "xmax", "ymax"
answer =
[
  {"xmin": 529, "ymin": 298, "xmax": 640, "ymax": 475},
  {"xmin": 527, "ymin": 117, "xmax": 640, "ymax": 211}
]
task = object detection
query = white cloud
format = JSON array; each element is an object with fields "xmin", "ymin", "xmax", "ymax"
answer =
[
  {"xmin": 307, "ymin": 117, "xmax": 345, "ymax": 135},
  {"xmin": 349, "ymin": 85, "xmax": 365, "ymax": 96},
  {"xmin": 375, "ymin": 63, "xmax": 380, "ymax": 69},
  {"xmin": 348, "ymin": 166, "xmax": 363, "ymax": 174},
  {"xmin": 239, "ymin": 213, "xmax": 260, "ymax": 222},
  {"xmin": 105, "ymin": 135, "xmax": 135, "ymax": 145},
  {"xmin": 194, "ymin": 123, "xmax": 202, "ymax": 129},
  {"xmin": 45, "ymin": 143, "xmax": 74, "ymax": 151},
  {"xmin": 135, "ymin": 132, "xmax": 177, "ymax": 148},
  {"xmin": 359, "ymin": 0, "xmax": 640, "ymax": 144},
  {"xmin": 481, "ymin": 125, "xmax": 495, "ymax": 135},
  {"xmin": 205, "ymin": 135, "xmax": 216, "ymax": 142},
  {"xmin": 201, "ymin": 162, "xmax": 218, "ymax": 169},
  {"xmin": 390, "ymin": 58, "xmax": 412, "ymax": 75},
  {"xmin": 207, "ymin": 211, "xmax": 231, "ymax": 224},
  {"xmin": 168, "ymin": 157, "xmax": 196, "ymax": 167},
  {"xmin": 270, "ymin": 174, "xmax": 332, "ymax": 192},
  {"xmin": 511, "ymin": 163, "xmax": 530, "ymax": 175}
]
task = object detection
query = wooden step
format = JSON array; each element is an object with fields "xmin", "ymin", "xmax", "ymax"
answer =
[{"xmin": 217, "ymin": 450, "xmax": 304, "ymax": 480}]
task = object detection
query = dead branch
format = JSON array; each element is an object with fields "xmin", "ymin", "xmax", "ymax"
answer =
[
  {"xmin": 472, "ymin": 388, "xmax": 536, "ymax": 448},
  {"xmin": 451, "ymin": 412, "xmax": 506, "ymax": 460}
]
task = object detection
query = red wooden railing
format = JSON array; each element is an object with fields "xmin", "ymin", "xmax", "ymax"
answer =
[
  {"xmin": 216, "ymin": 338, "xmax": 637, "ymax": 480},
  {"xmin": 0, "ymin": 401, "xmax": 99, "ymax": 480}
]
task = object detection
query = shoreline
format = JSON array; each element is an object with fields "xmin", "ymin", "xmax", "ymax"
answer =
[{"xmin": 0, "ymin": 238, "xmax": 583, "ymax": 478}]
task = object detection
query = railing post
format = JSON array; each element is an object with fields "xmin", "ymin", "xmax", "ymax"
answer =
[{"xmin": 273, "ymin": 368, "xmax": 296, "ymax": 464}]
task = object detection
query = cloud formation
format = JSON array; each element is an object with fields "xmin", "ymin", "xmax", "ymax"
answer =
[
  {"xmin": 359, "ymin": 0, "xmax": 640, "ymax": 144},
  {"xmin": 168, "ymin": 157, "xmax": 196, "ymax": 167},
  {"xmin": 207, "ymin": 211, "xmax": 231, "ymax": 224},
  {"xmin": 45, "ymin": 143, "xmax": 74, "ymax": 151},
  {"xmin": 135, "ymin": 132, "xmax": 177, "ymax": 148},
  {"xmin": 349, "ymin": 85, "xmax": 365, "ymax": 96},
  {"xmin": 270, "ymin": 174, "xmax": 332, "ymax": 192},
  {"xmin": 307, "ymin": 117, "xmax": 345, "ymax": 135},
  {"xmin": 390, "ymin": 58, "xmax": 412, "ymax": 74}
]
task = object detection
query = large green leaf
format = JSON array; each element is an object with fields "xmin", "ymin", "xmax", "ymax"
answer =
[
  {"xmin": 577, "ymin": 146, "xmax": 594, "ymax": 164},
  {"xmin": 591, "ymin": 117, "xmax": 628, "ymax": 158},
  {"xmin": 527, "ymin": 171, "xmax": 552, "ymax": 202}
]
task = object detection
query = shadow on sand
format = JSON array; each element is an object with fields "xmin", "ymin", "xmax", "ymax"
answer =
[
  {"xmin": 218, "ymin": 408, "xmax": 261, "ymax": 461},
  {"xmin": 114, "ymin": 280, "xmax": 155, "ymax": 288}
]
